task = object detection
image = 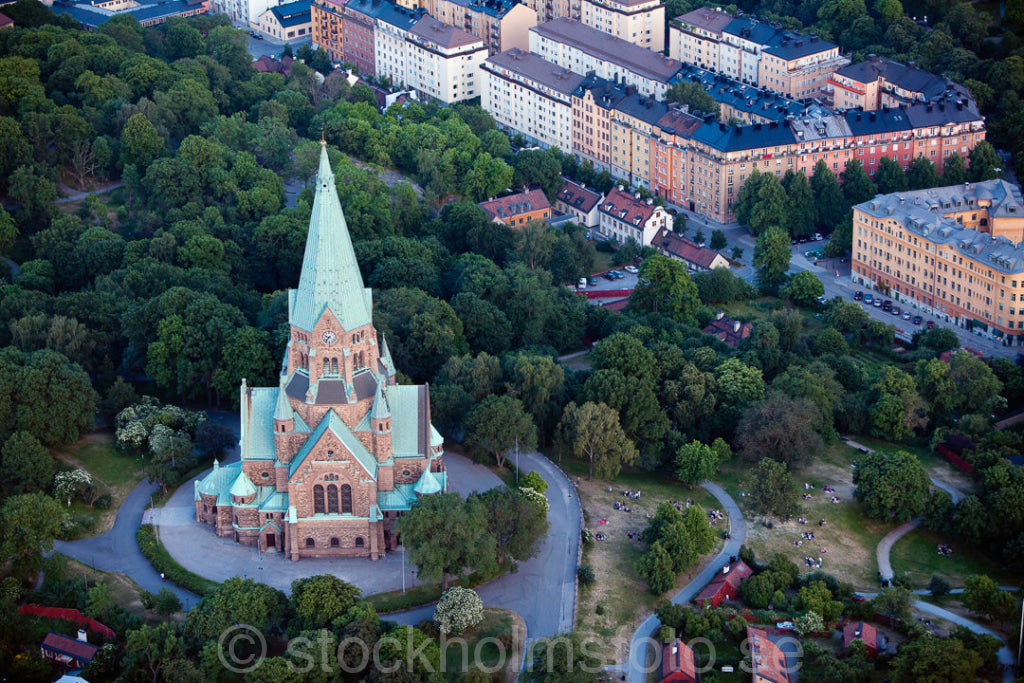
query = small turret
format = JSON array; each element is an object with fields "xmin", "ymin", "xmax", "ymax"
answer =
[{"xmin": 274, "ymin": 374, "xmax": 293, "ymax": 430}]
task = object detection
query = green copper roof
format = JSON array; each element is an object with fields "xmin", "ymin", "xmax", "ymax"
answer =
[
  {"xmin": 414, "ymin": 468, "xmax": 442, "ymax": 495},
  {"xmin": 273, "ymin": 374, "xmax": 292, "ymax": 422},
  {"xmin": 371, "ymin": 379, "xmax": 391, "ymax": 421},
  {"xmin": 288, "ymin": 409, "xmax": 378, "ymax": 480},
  {"xmin": 291, "ymin": 144, "xmax": 373, "ymax": 333},
  {"xmin": 230, "ymin": 471, "xmax": 257, "ymax": 498}
]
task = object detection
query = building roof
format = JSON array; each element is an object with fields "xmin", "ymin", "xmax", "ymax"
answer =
[
  {"xmin": 843, "ymin": 106, "xmax": 911, "ymax": 136},
  {"xmin": 671, "ymin": 65, "xmax": 827, "ymax": 122},
  {"xmin": 410, "ymin": 15, "xmax": 483, "ymax": 49},
  {"xmin": 747, "ymin": 627, "xmax": 790, "ymax": 683},
  {"xmin": 654, "ymin": 227, "xmax": 726, "ymax": 269},
  {"xmin": 656, "ymin": 106, "xmax": 704, "ymax": 137},
  {"xmin": 270, "ymin": 0, "xmax": 310, "ymax": 26},
  {"xmin": 702, "ymin": 315, "xmax": 753, "ymax": 347},
  {"xmin": 484, "ymin": 48, "xmax": 584, "ymax": 97},
  {"xmin": 600, "ymin": 187, "xmax": 658, "ymax": 226},
  {"xmin": 843, "ymin": 621, "xmax": 878, "ymax": 649},
  {"xmin": 0, "ymin": 12, "xmax": 12, "ymax": 29},
  {"xmin": 41, "ymin": 632, "xmax": 99, "ymax": 663},
  {"xmin": 289, "ymin": 409, "xmax": 378, "ymax": 479},
  {"xmin": 691, "ymin": 119, "xmax": 796, "ymax": 153},
  {"xmin": 615, "ymin": 91, "xmax": 670, "ymax": 126},
  {"xmin": 447, "ymin": 0, "xmax": 522, "ymax": 18},
  {"xmin": 480, "ymin": 188, "xmax": 551, "ymax": 221},
  {"xmin": 230, "ymin": 471, "xmax": 257, "ymax": 498},
  {"xmin": 674, "ymin": 6, "xmax": 732, "ymax": 34},
  {"xmin": 835, "ymin": 56, "xmax": 960, "ymax": 101},
  {"xmin": 557, "ymin": 178, "xmax": 602, "ymax": 213},
  {"xmin": 413, "ymin": 468, "xmax": 442, "ymax": 495},
  {"xmin": 573, "ymin": 74, "xmax": 629, "ymax": 110},
  {"xmin": 54, "ymin": 0, "xmax": 206, "ymax": 26},
  {"xmin": 661, "ymin": 640, "xmax": 696, "ymax": 681},
  {"xmin": 345, "ymin": 0, "xmax": 423, "ymax": 30},
  {"xmin": 532, "ymin": 18, "xmax": 682, "ymax": 83},
  {"xmin": 290, "ymin": 144, "xmax": 373, "ymax": 333},
  {"xmin": 723, "ymin": 16, "xmax": 779, "ymax": 46},
  {"xmin": 856, "ymin": 181, "xmax": 1024, "ymax": 275},
  {"xmin": 763, "ymin": 33, "xmax": 835, "ymax": 60}
]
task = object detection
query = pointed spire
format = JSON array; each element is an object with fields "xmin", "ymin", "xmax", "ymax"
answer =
[
  {"xmin": 274, "ymin": 373, "xmax": 292, "ymax": 422},
  {"xmin": 371, "ymin": 379, "xmax": 391, "ymax": 421},
  {"xmin": 291, "ymin": 144, "xmax": 372, "ymax": 333}
]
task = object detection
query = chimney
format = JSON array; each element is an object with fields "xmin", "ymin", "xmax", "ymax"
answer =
[
  {"xmin": 733, "ymin": 320, "xmax": 741, "ymax": 333},
  {"xmin": 77, "ymin": 629, "xmax": 88, "ymax": 643},
  {"xmin": 716, "ymin": 310, "xmax": 725, "ymax": 320}
]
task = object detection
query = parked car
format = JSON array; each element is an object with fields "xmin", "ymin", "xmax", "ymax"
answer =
[
  {"xmin": 602, "ymin": 272, "xmax": 615, "ymax": 280},
  {"xmin": 902, "ymin": 311, "xmax": 912, "ymax": 320},
  {"xmin": 912, "ymin": 315, "xmax": 923, "ymax": 325},
  {"xmin": 926, "ymin": 320, "xmax": 936, "ymax": 329},
  {"xmin": 813, "ymin": 233, "xmax": 823, "ymax": 241},
  {"xmin": 882, "ymin": 300, "xmax": 892, "ymax": 312},
  {"xmin": 864, "ymin": 293, "xmax": 873, "ymax": 304},
  {"xmin": 624, "ymin": 265, "xmax": 638, "ymax": 274},
  {"xmin": 854, "ymin": 291, "xmax": 864, "ymax": 301},
  {"xmin": 874, "ymin": 299, "xmax": 883, "ymax": 307},
  {"xmin": 609, "ymin": 270, "xmax": 624, "ymax": 279},
  {"xmin": 577, "ymin": 278, "xmax": 587, "ymax": 289},
  {"xmin": 587, "ymin": 277, "xmax": 597, "ymax": 286},
  {"xmin": 891, "ymin": 307, "xmax": 901, "ymax": 316}
]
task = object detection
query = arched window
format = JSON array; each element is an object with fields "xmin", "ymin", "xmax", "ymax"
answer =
[
  {"xmin": 355, "ymin": 537, "xmax": 364, "ymax": 547},
  {"xmin": 313, "ymin": 485, "xmax": 325, "ymax": 514},
  {"xmin": 323, "ymin": 358, "xmax": 329, "ymax": 374},
  {"xmin": 327, "ymin": 484, "xmax": 339, "ymax": 514},
  {"xmin": 305, "ymin": 537, "xmax": 315, "ymax": 548},
  {"xmin": 341, "ymin": 484, "xmax": 352, "ymax": 514},
  {"xmin": 359, "ymin": 351, "xmax": 365, "ymax": 367},
  {"xmin": 330, "ymin": 537, "xmax": 340, "ymax": 548},
  {"xmin": 331, "ymin": 358, "xmax": 338, "ymax": 374}
]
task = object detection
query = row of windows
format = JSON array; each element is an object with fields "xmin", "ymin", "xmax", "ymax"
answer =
[
  {"xmin": 305, "ymin": 536, "xmax": 364, "ymax": 548},
  {"xmin": 313, "ymin": 483, "xmax": 352, "ymax": 514}
]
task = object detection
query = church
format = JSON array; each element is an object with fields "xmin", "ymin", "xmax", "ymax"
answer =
[{"xmin": 194, "ymin": 142, "xmax": 446, "ymax": 560}]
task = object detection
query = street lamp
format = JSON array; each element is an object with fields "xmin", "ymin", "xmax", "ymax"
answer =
[{"xmin": 515, "ymin": 436, "xmax": 520, "ymax": 484}]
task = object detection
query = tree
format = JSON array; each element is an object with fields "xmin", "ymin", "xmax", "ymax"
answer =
[
  {"xmin": 185, "ymin": 577, "xmax": 289, "ymax": 642},
  {"xmin": 521, "ymin": 634, "xmax": 601, "ymax": 683},
  {"xmin": 674, "ymin": 440, "xmax": 720, "ymax": 486},
  {"xmin": 783, "ymin": 270, "xmax": 825, "ymax": 307},
  {"xmin": 794, "ymin": 611, "xmax": 825, "ymax": 637},
  {"xmin": 748, "ymin": 174, "xmax": 789, "ymax": 237},
  {"xmin": 590, "ymin": 332, "xmax": 658, "ymax": 390},
  {"xmin": 928, "ymin": 574, "xmax": 951, "ymax": 598},
  {"xmin": 736, "ymin": 393, "xmax": 824, "ymax": 467},
  {"xmin": 289, "ymin": 575, "xmax": 362, "ymax": 632},
  {"xmin": 557, "ymin": 401, "xmax": 638, "ymax": 479},
  {"xmin": 511, "ymin": 148, "xmax": 563, "ymax": 200},
  {"xmin": 394, "ymin": 493, "xmax": 496, "ymax": 590},
  {"xmin": 665, "ymin": 80, "xmax": 720, "ymax": 115},
  {"xmin": 475, "ymin": 486, "xmax": 549, "ymax": 564},
  {"xmin": 907, "ymin": 156, "xmax": 939, "ymax": 190},
  {"xmin": 464, "ymin": 395, "xmax": 537, "ymax": 469},
  {"xmin": 153, "ymin": 587, "xmax": 182, "ymax": 617},
  {"xmin": 433, "ymin": 586, "xmax": 484, "ymax": 635},
  {"xmin": 812, "ymin": 161, "xmax": 846, "ymax": 229},
  {"xmin": 519, "ymin": 470, "xmax": 548, "ymax": 493},
  {"xmin": 890, "ymin": 634, "xmax": 982, "ymax": 682},
  {"xmin": 968, "ymin": 141, "xmax": 1001, "ymax": 182},
  {"xmin": 2, "ymin": 431, "xmax": 55, "ymax": 494},
  {"xmin": 853, "ymin": 450, "xmax": 930, "ymax": 522},
  {"xmin": 783, "ymin": 169, "xmax": 815, "ymax": 238},
  {"xmin": 119, "ymin": 113, "xmax": 165, "ymax": 170},
  {"xmin": 841, "ymin": 159, "xmax": 877, "ymax": 206},
  {"xmin": 753, "ymin": 225, "xmax": 791, "ymax": 292},
  {"xmin": 875, "ymin": 156, "xmax": 908, "ymax": 194},
  {"xmin": 637, "ymin": 540, "xmax": 676, "ymax": 594},
  {"xmin": 962, "ymin": 574, "xmax": 1017, "ymax": 622},
  {"xmin": 942, "ymin": 152, "xmax": 968, "ymax": 185},
  {"xmin": 710, "ymin": 229, "xmax": 727, "ymax": 251},
  {"xmin": 124, "ymin": 622, "xmax": 185, "ymax": 683},
  {"xmin": 796, "ymin": 580, "xmax": 844, "ymax": 623},
  {"xmin": 629, "ymin": 254, "xmax": 700, "ymax": 323},
  {"xmin": 0, "ymin": 493, "xmax": 66, "ymax": 577},
  {"xmin": 748, "ymin": 458, "xmax": 799, "ymax": 524}
]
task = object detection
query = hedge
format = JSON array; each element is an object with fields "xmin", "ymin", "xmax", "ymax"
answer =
[{"xmin": 136, "ymin": 524, "xmax": 219, "ymax": 597}]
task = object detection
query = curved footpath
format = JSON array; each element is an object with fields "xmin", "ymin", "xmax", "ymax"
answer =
[{"xmin": 623, "ymin": 480, "xmax": 747, "ymax": 683}]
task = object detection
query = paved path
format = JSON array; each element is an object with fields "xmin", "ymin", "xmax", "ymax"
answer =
[
  {"xmin": 624, "ymin": 480, "xmax": 747, "ymax": 683},
  {"xmin": 55, "ymin": 181, "xmax": 122, "ymax": 204}
]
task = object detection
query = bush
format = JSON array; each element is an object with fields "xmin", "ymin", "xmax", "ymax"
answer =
[
  {"xmin": 518, "ymin": 470, "xmax": 548, "ymax": 494},
  {"xmin": 140, "ymin": 590, "xmax": 156, "ymax": 609},
  {"xmin": 136, "ymin": 525, "xmax": 218, "ymax": 597},
  {"xmin": 577, "ymin": 565, "xmax": 595, "ymax": 586},
  {"xmin": 928, "ymin": 575, "xmax": 951, "ymax": 598},
  {"xmin": 660, "ymin": 624, "xmax": 675, "ymax": 644},
  {"xmin": 92, "ymin": 494, "xmax": 112, "ymax": 510},
  {"xmin": 154, "ymin": 587, "xmax": 182, "ymax": 616},
  {"xmin": 433, "ymin": 587, "xmax": 484, "ymax": 636},
  {"xmin": 581, "ymin": 528, "xmax": 594, "ymax": 546},
  {"xmin": 595, "ymin": 603, "xmax": 605, "ymax": 615}
]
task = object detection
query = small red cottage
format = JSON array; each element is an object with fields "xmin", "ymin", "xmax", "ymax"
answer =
[
  {"xmin": 694, "ymin": 559, "xmax": 753, "ymax": 608},
  {"xmin": 41, "ymin": 631, "xmax": 99, "ymax": 669},
  {"xmin": 843, "ymin": 621, "xmax": 879, "ymax": 659},
  {"xmin": 661, "ymin": 639, "xmax": 697, "ymax": 683}
]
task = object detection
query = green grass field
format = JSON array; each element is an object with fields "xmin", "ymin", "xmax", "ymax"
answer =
[
  {"xmin": 440, "ymin": 608, "xmax": 516, "ymax": 680},
  {"xmin": 889, "ymin": 527, "xmax": 1018, "ymax": 589},
  {"xmin": 55, "ymin": 435, "xmax": 146, "ymax": 538}
]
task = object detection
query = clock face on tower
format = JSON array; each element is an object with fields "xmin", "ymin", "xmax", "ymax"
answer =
[{"xmin": 321, "ymin": 330, "xmax": 337, "ymax": 345}]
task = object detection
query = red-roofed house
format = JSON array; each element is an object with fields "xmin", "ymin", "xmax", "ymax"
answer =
[
  {"xmin": 0, "ymin": 12, "xmax": 13, "ymax": 29},
  {"xmin": 653, "ymin": 227, "xmax": 729, "ymax": 273},
  {"xmin": 556, "ymin": 179, "xmax": 603, "ymax": 228},
  {"xmin": 694, "ymin": 559, "xmax": 753, "ymax": 608},
  {"xmin": 597, "ymin": 188, "xmax": 672, "ymax": 246},
  {"xmin": 479, "ymin": 189, "xmax": 551, "ymax": 227},
  {"xmin": 41, "ymin": 631, "xmax": 99, "ymax": 670},
  {"xmin": 702, "ymin": 311, "xmax": 753, "ymax": 348},
  {"xmin": 661, "ymin": 639, "xmax": 697, "ymax": 683},
  {"xmin": 747, "ymin": 627, "xmax": 790, "ymax": 683},
  {"xmin": 843, "ymin": 621, "xmax": 879, "ymax": 659}
]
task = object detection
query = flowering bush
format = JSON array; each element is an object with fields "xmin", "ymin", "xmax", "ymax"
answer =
[{"xmin": 433, "ymin": 587, "xmax": 484, "ymax": 635}]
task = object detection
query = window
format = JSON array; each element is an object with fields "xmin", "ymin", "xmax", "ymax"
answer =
[
  {"xmin": 305, "ymin": 537, "xmax": 315, "ymax": 548},
  {"xmin": 327, "ymin": 484, "xmax": 339, "ymax": 513},
  {"xmin": 330, "ymin": 537, "xmax": 340, "ymax": 548},
  {"xmin": 355, "ymin": 537, "xmax": 365, "ymax": 547},
  {"xmin": 341, "ymin": 484, "xmax": 352, "ymax": 514},
  {"xmin": 313, "ymin": 485, "xmax": 325, "ymax": 514}
]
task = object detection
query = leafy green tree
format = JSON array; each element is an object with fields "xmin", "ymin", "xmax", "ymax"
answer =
[
  {"xmin": 394, "ymin": 493, "xmax": 496, "ymax": 590},
  {"xmin": 433, "ymin": 586, "xmax": 484, "ymax": 635},
  {"xmin": 841, "ymin": 159, "xmax": 877, "ymax": 206},
  {"xmin": 373, "ymin": 287, "xmax": 469, "ymax": 382},
  {"xmin": 736, "ymin": 393, "xmax": 824, "ymax": 467},
  {"xmin": 629, "ymin": 254, "xmax": 699, "ymax": 323},
  {"xmin": 794, "ymin": 610, "xmax": 825, "ymax": 637},
  {"xmin": 154, "ymin": 587, "xmax": 182, "ymax": 617},
  {"xmin": 0, "ymin": 493, "xmax": 65, "ymax": 577},
  {"xmin": 123, "ymin": 622, "xmax": 186, "ymax": 683},
  {"xmin": 710, "ymin": 229, "xmax": 727, "ymax": 251},
  {"xmin": 521, "ymin": 634, "xmax": 601, "ymax": 683},
  {"xmin": 674, "ymin": 440, "xmax": 720, "ymax": 486},
  {"xmin": 211, "ymin": 327, "xmax": 278, "ymax": 407},
  {"xmin": 581, "ymin": 370, "xmax": 668, "ymax": 454},
  {"xmin": 796, "ymin": 580, "xmax": 844, "ymax": 623},
  {"xmin": 747, "ymin": 174, "xmax": 789, "ymax": 237},
  {"xmin": 590, "ymin": 332, "xmax": 658, "ymax": 390},
  {"xmin": 463, "ymin": 152, "xmax": 513, "ymax": 202},
  {"xmin": 511, "ymin": 148, "xmax": 563, "ymax": 201},
  {"xmin": 119, "ymin": 114, "xmax": 165, "ymax": 170},
  {"xmin": 783, "ymin": 270, "xmax": 825, "ymax": 306},
  {"xmin": 519, "ymin": 469, "xmax": 548, "ymax": 493},
  {"xmin": 853, "ymin": 450, "xmax": 930, "ymax": 522},
  {"xmin": 942, "ymin": 152, "xmax": 968, "ymax": 185},
  {"xmin": 890, "ymin": 632, "xmax": 982, "ymax": 682},
  {"xmin": 969, "ymin": 140, "xmax": 1002, "ymax": 182},
  {"xmin": 753, "ymin": 225, "xmax": 791, "ymax": 292},
  {"xmin": 185, "ymin": 577, "xmax": 289, "ymax": 642},
  {"xmin": 474, "ymin": 486, "xmax": 549, "ymax": 564},
  {"xmin": 812, "ymin": 161, "xmax": 846, "ymax": 229},
  {"xmin": 2, "ymin": 431, "xmax": 55, "ymax": 494},
  {"xmin": 13, "ymin": 349, "xmax": 98, "ymax": 447},
  {"xmin": 962, "ymin": 574, "xmax": 1017, "ymax": 622},
  {"xmin": 749, "ymin": 458, "xmax": 799, "ymax": 524},
  {"xmin": 665, "ymin": 80, "xmax": 720, "ymax": 115},
  {"xmin": 464, "ymin": 395, "xmax": 537, "ymax": 469},
  {"xmin": 734, "ymin": 168, "xmax": 765, "ymax": 230},
  {"xmin": 289, "ymin": 575, "xmax": 362, "ymax": 632},
  {"xmin": 637, "ymin": 540, "xmax": 676, "ymax": 594},
  {"xmin": 906, "ymin": 156, "xmax": 939, "ymax": 190},
  {"xmin": 928, "ymin": 574, "xmax": 951, "ymax": 598},
  {"xmin": 875, "ymin": 156, "xmax": 909, "ymax": 194},
  {"xmin": 557, "ymin": 401, "xmax": 638, "ymax": 479},
  {"xmin": 782, "ymin": 169, "xmax": 815, "ymax": 238}
]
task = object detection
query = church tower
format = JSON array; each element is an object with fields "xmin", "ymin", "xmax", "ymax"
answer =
[{"xmin": 195, "ymin": 142, "xmax": 445, "ymax": 560}]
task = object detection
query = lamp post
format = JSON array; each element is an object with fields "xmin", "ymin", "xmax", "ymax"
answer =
[
  {"xmin": 515, "ymin": 436, "xmax": 520, "ymax": 484},
  {"xmin": 401, "ymin": 546, "xmax": 406, "ymax": 595}
]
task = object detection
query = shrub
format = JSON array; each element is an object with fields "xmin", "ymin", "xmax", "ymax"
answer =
[
  {"xmin": 154, "ymin": 587, "xmax": 182, "ymax": 616},
  {"xmin": 518, "ymin": 470, "xmax": 548, "ymax": 494},
  {"xmin": 928, "ymin": 575, "xmax": 951, "ymax": 598},
  {"xmin": 433, "ymin": 587, "xmax": 484, "ymax": 636},
  {"xmin": 92, "ymin": 494, "xmax": 112, "ymax": 510},
  {"xmin": 577, "ymin": 565, "xmax": 595, "ymax": 586},
  {"xmin": 136, "ymin": 525, "xmax": 218, "ymax": 597},
  {"xmin": 595, "ymin": 603, "xmax": 605, "ymax": 615},
  {"xmin": 660, "ymin": 624, "xmax": 675, "ymax": 644}
]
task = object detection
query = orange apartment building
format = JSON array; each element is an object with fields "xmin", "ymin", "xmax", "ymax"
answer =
[
  {"xmin": 852, "ymin": 180, "xmax": 1024, "ymax": 344},
  {"xmin": 479, "ymin": 188, "xmax": 552, "ymax": 226}
]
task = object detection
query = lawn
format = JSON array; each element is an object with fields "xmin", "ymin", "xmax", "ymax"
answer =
[
  {"xmin": 54, "ymin": 434, "xmax": 146, "ymax": 537},
  {"xmin": 439, "ymin": 607, "xmax": 522, "ymax": 681},
  {"xmin": 889, "ymin": 527, "xmax": 1017, "ymax": 589},
  {"xmin": 844, "ymin": 436, "xmax": 975, "ymax": 497},
  {"xmin": 48, "ymin": 553, "xmax": 164, "ymax": 623},
  {"xmin": 571, "ymin": 463, "xmax": 728, "ymax": 665}
]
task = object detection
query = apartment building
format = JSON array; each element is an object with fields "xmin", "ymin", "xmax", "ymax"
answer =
[
  {"xmin": 827, "ymin": 55, "xmax": 972, "ymax": 111},
  {"xmin": 531, "ymin": 18, "xmax": 682, "ymax": 98},
  {"xmin": 480, "ymin": 188, "xmax": 552, "ymax": 226},
  {"xmin": 649, "ymin": 105, "xmax": 702, "ymax": 204},
  {"xmin": 852, "ymin": 180, "xmax": 1024, "ymax": 343},
  {"xmin": 405, "ymin": 16, "xmax": 486, "ymax": 102},
  {"xmin": 669, "ymin": 7, "xmax": 847, "ymax": 98},
  {"xmin": 580, "ymin": 0, "xmax": 665, "ymax": 52},
  {"xmin": 408, "ymin": 0, "xmax": 536, "ymax": 55},
  {"xmin": 683, "ymin": 97, "xmax": 984, "ymax": 222},
  {"xmin": 312, "ymin": 0, "xmax": 346, "ymax": 63},
  {"xmin": 520, "ymin": 0, "xmax": 579, "ymax": 23},
  {"xmin": 747, "ymin": 627, "xmax": 790, "ymax": 683},
  {"xmin": 572, "ymin": 75, "xmax": 629, "ymax": 171},
  {"xmin": 609, "ymin": 91, "xmax": 669, "ymax": 187},
  {"xmin": 597, "ymin": 186, "xmax": 672, "ymax": 244},
  {"xmin": 483, "ymin": 48, "xmax": 583, "ymax": 151},
  {"xmin": 373, "ymin": 3, "xmax": 423, "ymax": 87},
  {"xmin": 556, "ymin": 178, "xmax": 603, "ymax": 227},
  {"xmin": 672, "ymin": 65, "xmax": 829, "ymax": 124},
  {"xmin": 258, "ymin": 0, "xmax": 312, "ymax": 40}
]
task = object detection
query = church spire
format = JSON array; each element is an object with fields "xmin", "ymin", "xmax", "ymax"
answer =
[{"xmin": 290, "ymin": 143, "xmax": 372, "ymax": 333}]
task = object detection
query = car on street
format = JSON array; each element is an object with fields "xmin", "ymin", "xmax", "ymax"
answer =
[
  {"xmin": 609, "ymin": 270, "xmax": 624, "ymax": 279},
  {"xmin": 587, "ymin": 277, "xmax": 597, "ymax": 286},
  {"xmin": 926, "ymin": 320, "xmax": 936, "ymax": 329},
  {"xmin": 577, "ymin": 278, "xmax": 587, "ymax": 289},
  {"xmin": 891, "ymin": 307, "xmax": 901, "ymax": 316},
  {"xmin": 854, "ymin": 291, "xmax": 864, "ymax": 301},
  {"xmin": 912, "ymin": 315, "xmax": 923, "ymax": 325},
  {"xmin": 624, "ymin": 265, "xmax": 638, "ymax": 274},
  {"xmin": 864, "ymin": 293, "xmax": 873, "ymax": 304},
  {"xmin": 882, "ymin": 300, "xmax": 892, "ymax": 312},
  {"xmin": 902, "ymin": 311, "xmax": 912, "ymax": 320},
  {"xmin": 602, "ymin": 272, "xmax": 615, "ymax": 280},
  {"xmin": 874, "ymin": 299, "xmax": 883, "ymax": 307}
]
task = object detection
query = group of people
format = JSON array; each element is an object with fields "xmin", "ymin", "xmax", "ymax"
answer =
[
  {"xmin": 708, "ymin": 509, "xmax": 724, "ymax": 526},
  {"xmin": 626, "ymin": 530, "xmax": 642, "ymax": 541},
  {"xmin": 829, "ymin": 495, "xmax": 841, "ymax": 504},
  {"xmin": 613, "ymin": 501, "xmax": 632, "ymax": 513},
  {"xmin": 669, "ymin": 499, "xmax": 694, "ymax": 511},
  {"xmin": 623, "ymin": 489, "xmax": 641, "ymax": 499},
  {"xmin": 804, "ymin": 556, "xmax": 824, "ymax": 569},
  {"xmin": 937, "ymin": 543, "xmax": 954, "ymax": 557}
]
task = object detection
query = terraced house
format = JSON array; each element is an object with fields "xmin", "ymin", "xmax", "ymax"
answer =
[{"xmin": 195, "ymin": 144, "xmax": 445, "ymax": 560}]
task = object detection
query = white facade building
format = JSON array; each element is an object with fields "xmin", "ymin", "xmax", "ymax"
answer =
[
  {"xmin": 405, "ymin": 16, "xmax": 486, "ymax": 103},
  {"xmin": 580, "ymin": 0, "xmax": 664, "ymax": 52},
  {"xmin": 597, "ymin": 187, "xmax": 672, "ymax": 245}
]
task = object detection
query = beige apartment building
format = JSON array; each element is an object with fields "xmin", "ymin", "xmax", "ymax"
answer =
[
  {"xmin": 580, "ymin": 0, "xmax": 665, "ymax": 51},
  {"xmin": 405, "ymin": 16, "xmax": 487, "ymax": 103},
  {"xmin": 519, "ymin": 0, "xmax": 579, "ymax": 23},
  {"xmin": 598, "ymin": 187, "xmax": 673, "ymax": 244},
  {"xmin": 827, "ymin": 55, "xmax": 971, "ymax": 111},
  {"xmin": 852, "ymin": 180, "xmax": 1024, "ymax": 343},
  {"xmin": 406, "ymin": 0, "xmax": 536, "ymax": 54}
]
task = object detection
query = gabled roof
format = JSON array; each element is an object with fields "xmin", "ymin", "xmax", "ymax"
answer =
[
  {"xmin": 288, "ymin": 410, "xmax": 378, "ymax": 480},
  {"xmin": 661, "ymin": 640, "xmax": 696, "ymax": 681},
  {"xmin": 747, "ymin": 627, "xmax": 790, "ymax": 683},
  {"xmin": 0, "ymin": 12, "xmax": 13, "ymax": 29},
  {"xmin": 41, "ymin": 632, "xmax": 99, "ymax": 663},
  {"xmin": 290, "ymin": 144, "xmax": 373, "ymax": 333},
  {"xmin": 599, "ymin": 188, "xmax": 659, "ymax": 225},
  {"xmin": 479, "ymin": 189, "xmax": 550, "ymax": 221},
  {"xmin": 843, "ymin": 621, "xmax": 878, "ymax": 649},
  {"xmin": 556, "ymin": 179, "xmax": 602, "ymax": 213},
  {"xmin": 654, "ymin": 227, "xmax": 726, "ymax": 269},
  {"xmin": 702, "ymin": 315, "xmax": 753, "ymax": 347}
]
